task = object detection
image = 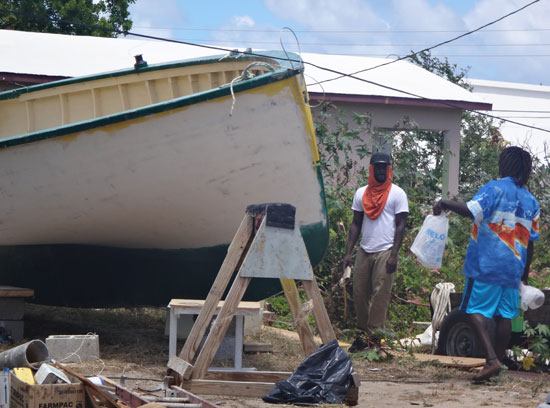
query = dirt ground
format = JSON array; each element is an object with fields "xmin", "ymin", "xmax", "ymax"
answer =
[{"xmin": 5, "ymin": 304, "xmax": 550, "ymax": 408}]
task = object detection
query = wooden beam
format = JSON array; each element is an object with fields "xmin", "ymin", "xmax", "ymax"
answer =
[
  {"xmin": 204, "ymin": 370, "xmax": 290, "ymax": 383},
  {"xmin": 302, "ymin": 278, "xmax": 336, "ymax": 344},
  {"xmin": 389, "ymin": 350, "xmax": 485, "ymax": 369},
  {"xmin": 180, "ymin": 379, "xmax": 275, "ymax": 398},
  {"xmin": 191, "ymin": 275, "xmax": 252, "ymax": 379},
  {"xmin": 279, "ymin": 278, "xmax": 317, "ymax": 356},
  {"xmin": 413, "ymin": 353, "xmax": 485, "ymax": 368},
  {"xmin": 179, "ymin": 215, "xmax": 253, "ymax": 363}
]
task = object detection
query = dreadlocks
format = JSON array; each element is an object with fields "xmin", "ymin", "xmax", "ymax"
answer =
[{"xmin": 498, "ymin": 146, "xmax": 532, "ymax": 186}]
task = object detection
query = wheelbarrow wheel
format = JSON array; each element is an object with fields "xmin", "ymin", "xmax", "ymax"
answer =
[{"xmin": 436, "ymin": 309, "xmax": 494, "ymax": 358}]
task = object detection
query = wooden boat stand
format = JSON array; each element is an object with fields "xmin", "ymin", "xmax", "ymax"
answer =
[{"xmin": 167, "ymin": 203, "xmax": 337, "ymax": 398}]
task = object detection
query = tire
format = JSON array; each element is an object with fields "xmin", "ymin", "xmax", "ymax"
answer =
[{"xmin": 436, "ymin": 309, "xmax": 495, "ymax": 358}]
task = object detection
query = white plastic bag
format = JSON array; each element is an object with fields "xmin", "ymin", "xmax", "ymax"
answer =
[
  {"xmin": 519, "ymin": 282, "xmax": 545, "ymax": 311},
  {"xmin": 411, "ymin": 213, "xmax": 449, "ymax": 269}
]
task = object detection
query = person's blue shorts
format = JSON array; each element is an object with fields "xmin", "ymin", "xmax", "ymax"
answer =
[{"xmin": 460, "ymin": 277, "xmax": 519, "ymax": 319}]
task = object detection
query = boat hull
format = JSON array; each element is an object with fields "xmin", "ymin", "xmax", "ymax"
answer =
[{"xmin": 0, "ymin": 54, "xmax": 328, "ymax": 307}]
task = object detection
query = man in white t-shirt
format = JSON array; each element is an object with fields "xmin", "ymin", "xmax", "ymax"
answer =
[{"xmin": 343, "ymin": 152, "xmax": 409, "ymax": 352}]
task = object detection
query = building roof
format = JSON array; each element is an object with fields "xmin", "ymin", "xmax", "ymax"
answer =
[
  {"xmin": 0, "ymin": 29, "xmax": 489, "ymax": 110},
  {"xmin": 468, "ymin": 78, "xmax": 550, "ymax": 158},
  {"xmin": 302, "ymin": 53, "xmax": 489, "ymax": 110}
]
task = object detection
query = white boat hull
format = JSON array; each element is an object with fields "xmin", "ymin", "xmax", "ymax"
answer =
[{"xmin": 0, "ymin": 52, "xmax": 328, "ymax": 306}]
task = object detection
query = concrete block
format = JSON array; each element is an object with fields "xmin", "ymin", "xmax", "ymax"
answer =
[
  {"xmin": 0, "ymin": 320, "xmax": 23, "ymax": 342},
  {"xmin": 46, "ymin": 334, "xmax": 100, "ymax": 362},
  {"xmin": 0, "ymin": 298, "xmax": 24, "ymax": 320}
]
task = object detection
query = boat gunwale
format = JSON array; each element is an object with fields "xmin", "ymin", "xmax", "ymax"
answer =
[
  {"xmin": 0, "ymin": 52, "xmax": 304, "ymax": 149},
  {"xmin": 0, "ymin": 51, "xmax": 300, "ymax": 101}
]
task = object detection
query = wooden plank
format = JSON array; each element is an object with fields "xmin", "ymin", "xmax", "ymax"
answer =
[
  {"xmin": 0, "ymin": 286, "xmax": 34, "ymax": 297},
  {"xmin": 179, "ymin": 214, "xmax": 253, "ymax": 363},
  {"xmin": 192, "ymin": 275, "xmax": 252, "ymax": 379},
  {"xmin": 204, "ymin": 370, "xmax": 290, "ymax": 383},
  {"xmin": 170, "ymin": 299, "xmax": 262, "ymax": 315},
  {"xmin": 180, "ymin": 379, "xmax": 275, "ymax": 398},
  {"xmin": 279, "ymin": 278, "xmax": 317, "ymax": 356},
  {"xmin": 390, "ymin": 351, "xmax": 485, "ymax": 368},
  {"xmin": 302, "ymin": 278, "xmax": 336, "ymax": 344},
  {"xmin": 413, "ymin": 353, "xmax": 485, "ymax": 368}
]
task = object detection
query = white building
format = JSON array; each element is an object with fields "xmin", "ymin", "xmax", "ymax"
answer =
[{"xmin": 469, "ymin": 79, "xmax": 550, "ymax": 160}]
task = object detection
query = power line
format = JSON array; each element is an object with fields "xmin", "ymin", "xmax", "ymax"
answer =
[
  {"xmin": 132, "ymin": 27, "xmax": 550, "ymax": 34},
  {"xmin": 315, "ymin": 0, "xmax": 541, "ymax": 85},
  {"xmin": 301, "ymin": 60, "xmax": 550, "ymax": 134},
  {"xmin": 167, "ymin": 37, "xmax": 550, "ymax": 47},
  {"xmin": 2, "ymin": 7, "xmax": 549, "ymax": 134}
]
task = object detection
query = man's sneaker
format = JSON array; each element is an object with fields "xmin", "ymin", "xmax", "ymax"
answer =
[{"xmin": 348, "ymin": 337, "xmax": 368, "ymax": 353}]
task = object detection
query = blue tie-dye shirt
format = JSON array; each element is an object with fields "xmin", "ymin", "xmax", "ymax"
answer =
[{"xmin": 463, "ymin": 177, "xmax": 540, "ymax": 288}]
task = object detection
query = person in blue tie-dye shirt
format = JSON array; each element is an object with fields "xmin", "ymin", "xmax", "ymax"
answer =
[{"xmin": 433, "ymin": 146, "xmax": 540, "ymax": 381}]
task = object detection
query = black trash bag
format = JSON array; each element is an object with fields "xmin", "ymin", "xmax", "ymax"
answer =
[{"xmin": 262, "ymin": 339, "xmax": 353, "ymax": 405}]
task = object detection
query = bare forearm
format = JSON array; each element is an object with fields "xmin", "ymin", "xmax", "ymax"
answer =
[
  {"xmin": 345, "ymin": 223, "xmax": 361, "ymax": 256},
  {"xmin": 434, "ymin": 200, "xmax": 473, "ymax": 219},
  {"xmin": 391, "ymin": 214, "xmax": 408, "ymax": 257}
]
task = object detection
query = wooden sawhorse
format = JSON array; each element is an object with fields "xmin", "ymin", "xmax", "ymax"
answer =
[{"xmin": 167, "ymin": 203, "xmax": 338, "ymax": 397}]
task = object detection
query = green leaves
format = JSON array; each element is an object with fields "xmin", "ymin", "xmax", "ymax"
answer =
[{"xmin": 0, "ymin": 0, "xmax": 136, "ymax": 37}]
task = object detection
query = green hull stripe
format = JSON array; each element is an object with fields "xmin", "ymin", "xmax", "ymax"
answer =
[{"xmin": 0, "ymin": 221, "xmax": 328, "ymax": 307}]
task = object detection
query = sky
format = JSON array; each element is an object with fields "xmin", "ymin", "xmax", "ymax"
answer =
[{"xmin": 127, "ymin": 0, "xmax": 550, "ymax": 86}]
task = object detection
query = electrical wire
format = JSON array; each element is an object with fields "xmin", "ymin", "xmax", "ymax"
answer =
[
  {"xmin": 131, "ymin": 27, "xmax": 550, "ymax": 34},
  {"xmin": 142, "ymin": 37, "xmax": 550, "ymax": 47},
  {"xmin": 301, "ymin": 59, "xmax": 550, "ymax": 134},
  {"xmin": 1, "ymin": 5, "xmax": 549, "ymax": 135},
  {"xmin": 314, "ymin": 0, "xmax": 541, "ymax": 84}
]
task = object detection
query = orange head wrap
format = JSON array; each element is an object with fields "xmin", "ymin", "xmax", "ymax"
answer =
[{"xmin": 362, "ymin": 164, "xmax": 394, "ymax": 220}]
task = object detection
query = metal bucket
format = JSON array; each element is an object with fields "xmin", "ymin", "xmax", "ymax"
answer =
[{"xmin": 0, "ymin": 340, "xmax": 50, "ymax": 370}]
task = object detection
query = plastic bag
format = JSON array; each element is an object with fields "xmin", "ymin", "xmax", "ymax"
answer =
[
  {"xmin": 262, "ymin": 339, "xmax": 353, "ymax": 405},
  {"xmin": 519, "ymin": 282, "xmax": 545, "ymax": 311},
  {"xmin": 411, "ymin": 213, "xmax": 449, "ymax": 269}
]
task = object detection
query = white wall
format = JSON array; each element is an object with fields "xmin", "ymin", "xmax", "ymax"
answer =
[{"xmin": 470, "ymin": 79, "xmax": 550, "ymax": 160}]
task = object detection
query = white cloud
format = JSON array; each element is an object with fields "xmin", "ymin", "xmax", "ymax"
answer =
[
  {"xmin": 264, "ymin": 0, "xmax": 387, "ymax": 30},
  {"xmin": 463, "ymin": 0, "xmax": 550, "ymax": 84},
  {"xmin": 128, "ymin": 0, "xmax": 187, "ymax": 40},
  {"xmin": 231, "ymin": 15, "xmax": 256, "ymax": 28},
  {"xmin": 389, "ymin": 0, "xmax": 462, "ymax": 31}
]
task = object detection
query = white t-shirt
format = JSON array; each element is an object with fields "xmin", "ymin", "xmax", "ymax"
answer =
[{"xmin": 351, "ymin": 184, "xmax": 409, "ymax": 253}]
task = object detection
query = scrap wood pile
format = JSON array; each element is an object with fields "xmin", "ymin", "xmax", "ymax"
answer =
[
  {"xmin": 0, "ymin": 340, "xmax": 215, "ymax": 408},
  {"xmin": 8, "ymin": 361, "xmax": 212, "ymax": 408}
]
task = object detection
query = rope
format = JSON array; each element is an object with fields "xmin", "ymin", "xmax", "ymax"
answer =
[
  {"xmin": 229, "ymin": 62, "xmax": 275, "ymax": 116},
  {"xmin": 430, "ymin": 282, "xmax": 455, "ymax": 353}
]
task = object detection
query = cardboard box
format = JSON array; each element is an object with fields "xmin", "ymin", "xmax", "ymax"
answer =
[{"xmin": 9, "ymin": 372, "xmax": 85, "ymax": 408}]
